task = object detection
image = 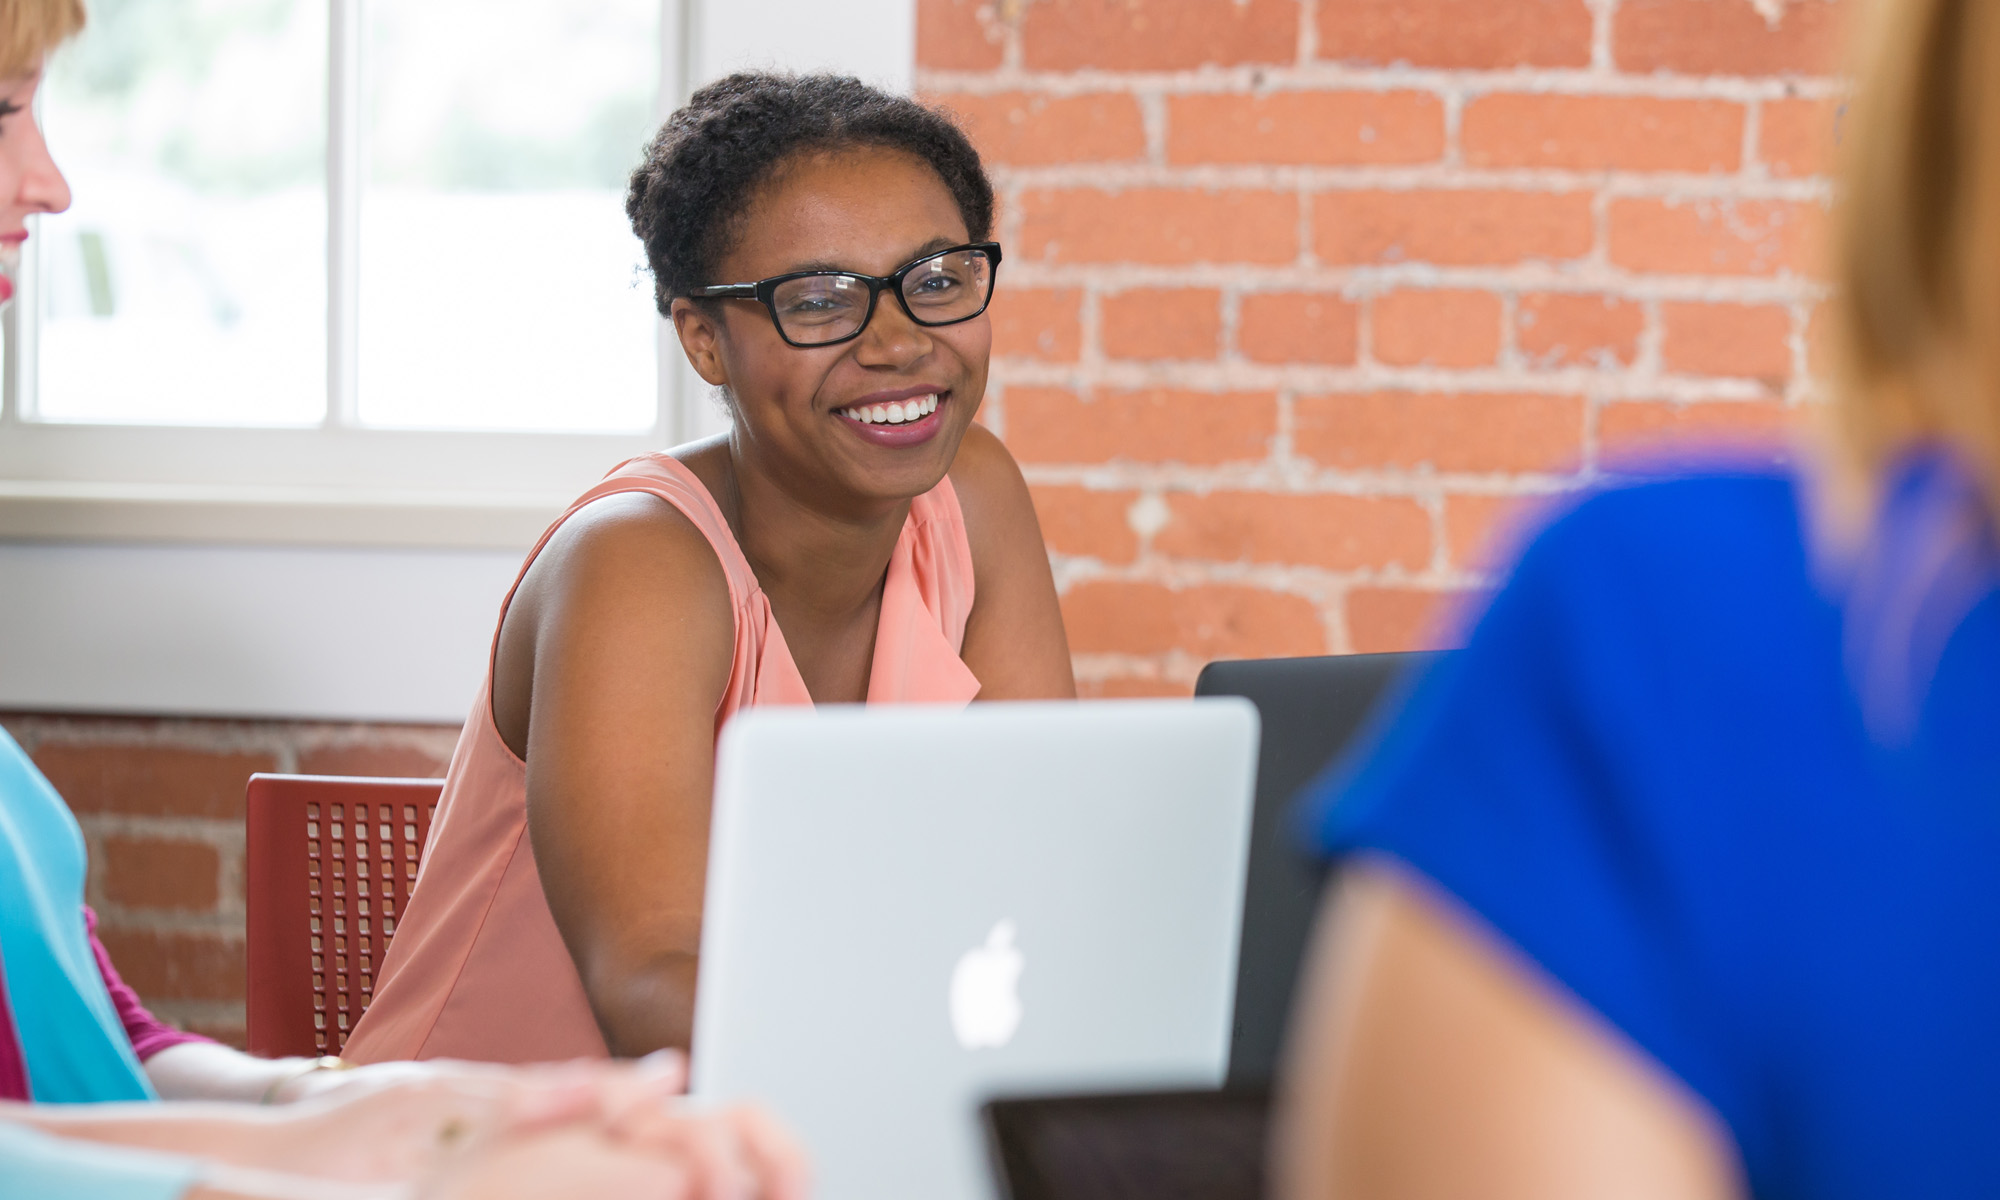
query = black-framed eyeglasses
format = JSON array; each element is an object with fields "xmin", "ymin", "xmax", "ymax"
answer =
[{"xmin": 689, "ymin": 242, "xmax": 1002, "ymax": 348}]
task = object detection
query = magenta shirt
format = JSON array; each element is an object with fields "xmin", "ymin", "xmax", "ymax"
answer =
[{"xmin": 0, "ymin": 906, "xmax": 212, "ymax": 1101}]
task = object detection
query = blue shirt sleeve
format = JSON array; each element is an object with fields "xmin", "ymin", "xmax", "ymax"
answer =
[
  {"xmin": 1295, "ymin": 481, "xmax": 1785, "ymax": 1145},
  {"xmin": 0, "ymin": 1122, "xmax": 199, "ymax": 1200}
]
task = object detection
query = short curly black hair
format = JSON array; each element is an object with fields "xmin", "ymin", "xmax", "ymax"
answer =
[{"xmin": 626, "ymin": 72, "xmax": 995, "ymax": 316}]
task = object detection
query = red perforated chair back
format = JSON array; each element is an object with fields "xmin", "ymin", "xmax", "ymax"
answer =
[{"xmin": 245, "ymin": 774, "xmax": 442, "ymax": 1057}]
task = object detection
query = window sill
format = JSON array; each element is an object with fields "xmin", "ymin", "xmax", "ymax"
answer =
[
  {"xmin": 0, "ymin": 481, "xmax": 566, "ymax": 550},
  {"xmin": 0, "ymin": 422, "xmax": 674, "ymax": 549}
]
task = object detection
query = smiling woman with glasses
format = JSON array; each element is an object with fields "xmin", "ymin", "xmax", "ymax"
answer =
[{"xmin": 343, "ymin": 73, "xmax": 1076, "ymax": 1066}]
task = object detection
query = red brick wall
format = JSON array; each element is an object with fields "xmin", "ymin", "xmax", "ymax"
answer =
[
  {"xmin": 0, "ymin": 714, "xmax": 456, "ymax": 1046},
  {"xmin": 923, "ymin": 0, "xmax": 1843, "ymax": 695}
]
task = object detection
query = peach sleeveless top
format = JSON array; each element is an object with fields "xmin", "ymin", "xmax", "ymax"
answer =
[{"xmin": 344, "ymin": 453, "xmax": 981, "ymax": 1064}]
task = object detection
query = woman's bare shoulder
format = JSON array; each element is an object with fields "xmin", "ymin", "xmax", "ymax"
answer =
[
  {"xmin": 492, "ymin": 489, "xmax": 735, "ymax": 756},
  {"xmin": 527, "ymin": 490, "xmax": 729, "ymax": 612},
  {"xmin": 946, "ymin": 421, "xmax": 1038, "ymax": 543}
]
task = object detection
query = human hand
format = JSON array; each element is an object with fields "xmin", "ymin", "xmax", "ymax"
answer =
[
  {"xmin": 596, "ymin": 1097, "xmax": 808, "ymax": 1200},
  {"xmin": 416, "ymin": 1110, "xmax": 808, "ymax": 1200},
  {"xmin": 267, "ymin": 1053, "xmax": 706, "ymax": 1183},
  {"xmin": 261, "ymin": 1069, "xmax": 536, "ymax": 1183},
  {"xmin": 282, "ymin": 1052, "xmax": 682, "ymax": 1108}
]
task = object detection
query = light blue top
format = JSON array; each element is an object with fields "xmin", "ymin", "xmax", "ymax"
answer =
[
  {"xmin": 0, "ymin": 1122, "xmax": 199, "ymax": 1200},
  {"xmin": 0, "ymin": 731, "xmax": 200, "ymax": 1196},
  {"xmin": 0, "ymin": 727, "xmax": 155, "ymax": 1103}
]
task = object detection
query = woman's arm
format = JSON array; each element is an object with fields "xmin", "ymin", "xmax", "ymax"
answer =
[
  {"xmin": 2, "ymin": 1074, "xmax": 521, "ymax": 1182},
  {"xmin": 496, "ymin": 493, "xmax": 738, "ymax": 1057},
  {"xmin": 950, "ymin": 423, "xmax": 1076, "ymax": 701},
  {"xmin": 87, "ymin": 908, "xmax": 312, "ymax": 1105},
  {"xmin": 1274, "ymin": 861, "xmax": 1745, "ymax": 1200},
  {"xmin": 6, "ymin": 1059, "xmax": 805, "ymax": 1200},
  {"xmin": 143, "ymin": 1042, "xmax": 319, "ymax": 1104}
]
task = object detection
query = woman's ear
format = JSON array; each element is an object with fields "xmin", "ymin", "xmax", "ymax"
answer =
[{"xmin": 670, "ymin": 298, "xmax": 730, "ymax": 387}]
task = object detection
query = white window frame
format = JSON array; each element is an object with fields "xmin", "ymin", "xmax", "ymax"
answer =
[{"xmin": 0, "ymin": 0, "xmax": 718, "ymax": 551}]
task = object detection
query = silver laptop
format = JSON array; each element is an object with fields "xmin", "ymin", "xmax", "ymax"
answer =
[{"xmin": 690, "ymin": 699, "xmax": 1260, "ymax": 1200}]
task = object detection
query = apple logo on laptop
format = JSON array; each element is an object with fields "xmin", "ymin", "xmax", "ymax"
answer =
[{"xmin": 950, "ymin": 919, "xmax": 1023, "ymax": 1050}]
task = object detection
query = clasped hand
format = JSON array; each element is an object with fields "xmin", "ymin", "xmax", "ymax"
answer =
[{"xmin": 272, "ymin": 1052, "xmax": 807, "ymax": 1200}]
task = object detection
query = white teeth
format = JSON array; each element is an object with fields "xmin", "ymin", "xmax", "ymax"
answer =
[{"xmin": 841, "ymin": 394, "xmax": 943, "ymax": 425}]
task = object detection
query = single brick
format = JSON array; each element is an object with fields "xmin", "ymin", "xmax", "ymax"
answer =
[
  {"xmin": 1516, "ymin": 293, "xmax": 1645, "ymax": 368},
  {"xmin": 1615, "ymin": 0, "xmax": 1847, "ymax": 77},
  {"xmin": 94, "ymin": 928, "xmax": 247, "ymax": 1003},
  {"xmin": 1238, "ymin": 292, "xmax": 1361, "ymax": 365},
  {"xmin": 1760, "ymin": 96, "xmax": 1842, "ymax": 178},
  {"xmin": 989, "ymin": 287, "xmax": 1083, "ymax": 361},
  {"xmin": 1608, "ymin": 198, "xmax": 1827, "ymax": 277},
  {"xmin": 98, "ymin": 836, "xmax": 223, "ymax": 913},
  {"xmin": 1373, "ymin": 289, "xmax": 1503, "ymax": 367},
  {"xmin": 1007, "ymin": 387, "xmax": 1279, "ymax": 465},
  {"xmin": 1101, "ymin": 288, "xmax": 1223, "ymax": 361},
  {"xmin": 1598, "ymin": 400, "xmax": 1800, "ymax": 466},
  {"xmin": 1315, "ymin": 189, "xmax": 1594, "ymax": 266},
  {"xmin": 1461, "ymin": 94, "xmax": 1745, "ymax": 172},
  {"xmin": 1318, "ymin": 0, "xmax": 1592, "ymax": 68},
  {"xmin": 296, "ymin": 743, "xmax": 451, "ymax": 778},
  {"xmin": 917, "ymin": 0, "xmax": 1005, "ymax": 70},
  {"xmin": 1167, "ymin": 91, "xmax": 1446, "ymax": 166},
  {"xmin": 1062, "ymin": 581, "xmax": 1327, "ymax": 659},
  {"xmin": 1020, "ymin": 188, "xmax": 1299, "ymax": 265},
  {"xmin": 1029, "ymin": 485, "xmax": 1143, "ymax": 564},
  {"xmin": 1296, "ymin": 392, "xmax": 1586, "ymax": 474},
  {"xmin": 1021, "ymin": 0, "xmax": 1296, "ymax": 70},
  {"xmin": 37, "ymin": 744, "xmax": 277, "ymax": 820},
  {"xmin": 1445, "ymin": 493, "xmax": 1558, "ymax": 571},
  {"xmin": 1347, "ymin": 586, "xmax": 1485, "ymax": 653},
  {"xmin": 1156, "ymin": 492, "xmax": 1432, "ymax": 571},
  {"xmin": 1662, "ymin": 302, "xmax": 1793, "ymax": 383},
  {"xmin": 934, "ymin": 91, "xmax": 1147, "ymax": 166}
]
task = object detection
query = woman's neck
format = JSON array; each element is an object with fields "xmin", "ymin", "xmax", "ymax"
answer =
[{"xmin": 712, "ymin": 439, "xmax": 913, "ymax": 625}]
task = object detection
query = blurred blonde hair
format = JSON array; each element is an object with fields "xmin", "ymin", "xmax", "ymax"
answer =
[
  {"xmin": 0, "ymin": 0, "xmax": 82, "ymax": 78},
  {"xmin": 1833, "ymin": 0, "xmax": 2000, "ymax": 515}
]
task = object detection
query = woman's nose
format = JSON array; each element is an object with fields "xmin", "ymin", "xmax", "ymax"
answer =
[
  {"xmin": 855, "ymin": 297, "xmax": 933, "ymax": 366},
  {"xmin": 18, "ymin": 122, "xmax": 71, "ymax": 216}
]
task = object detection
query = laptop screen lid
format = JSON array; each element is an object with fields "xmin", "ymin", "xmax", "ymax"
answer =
[
  {"xmin": 691, "ymin": 698, "xmax": 1259, "ymax": 1200},
  {"xmin": 1194, "ymin": 651, "xmax": 1438, "ymax": 1088}
]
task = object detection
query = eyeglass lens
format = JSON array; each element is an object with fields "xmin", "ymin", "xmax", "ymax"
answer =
[{"xmin": 770, "ymin": 248, "xmax": 994, "ymax": 345}]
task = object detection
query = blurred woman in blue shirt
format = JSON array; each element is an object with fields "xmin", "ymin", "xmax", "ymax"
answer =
[{"xmin": 1276, "ymin": 1, "xmax": 2000, "ymax": 1197}]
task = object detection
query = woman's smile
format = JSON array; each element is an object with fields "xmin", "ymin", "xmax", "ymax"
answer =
[{"xmin": 833, "ymin": 385, "xmax": 950, "ymax": 447}]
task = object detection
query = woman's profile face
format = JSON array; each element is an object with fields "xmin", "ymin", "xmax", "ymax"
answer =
[
  {"xmin": 0, "ymin": 67, "xmax": 72, "ymax": 303},
  {"xmin": 676, "ymin": 145, "xmax": 992, "ymax": 510}
]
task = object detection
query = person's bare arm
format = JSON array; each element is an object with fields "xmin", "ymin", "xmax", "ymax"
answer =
[
  {"xmin": 1274, "ymin": 860, "xmax": 1746, "ymax": 1200},
  {"xmin": 7, "ymin": 1058, "xmax": 806, "ymax": 1200},
  {"xmin": 950, "ymin": 423, "xmax": 1075, "ymax": 700},
  {"xmin": 498, "ymin": 493, "xmax": 737, "ymax": 1056},
  {"xmin": 143, "ymin": 1042, "xmax": 330, "ymax": 1105}
]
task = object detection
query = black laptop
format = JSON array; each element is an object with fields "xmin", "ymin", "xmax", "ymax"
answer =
[
  {"xmin": 1196, "ymin": 651, "xmax": 1438, "ymax": 1088},
  {"xmin": 984, "ymin": 1088, "xmax": 1270, "ymax": 1200}
]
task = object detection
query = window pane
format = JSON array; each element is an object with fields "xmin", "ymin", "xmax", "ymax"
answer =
[
  {"xmin": 34, "ymin": 0, "xmax": 326, "ymax": 426},
  {"xmin": 358, "ymin": 0, "xmax": 658, "ymax": 433}
]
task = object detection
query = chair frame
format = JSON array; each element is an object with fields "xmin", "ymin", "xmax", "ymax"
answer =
[{"xmin": 245, "ymin": 774, "xmax": 442, "ymax": 1058}]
